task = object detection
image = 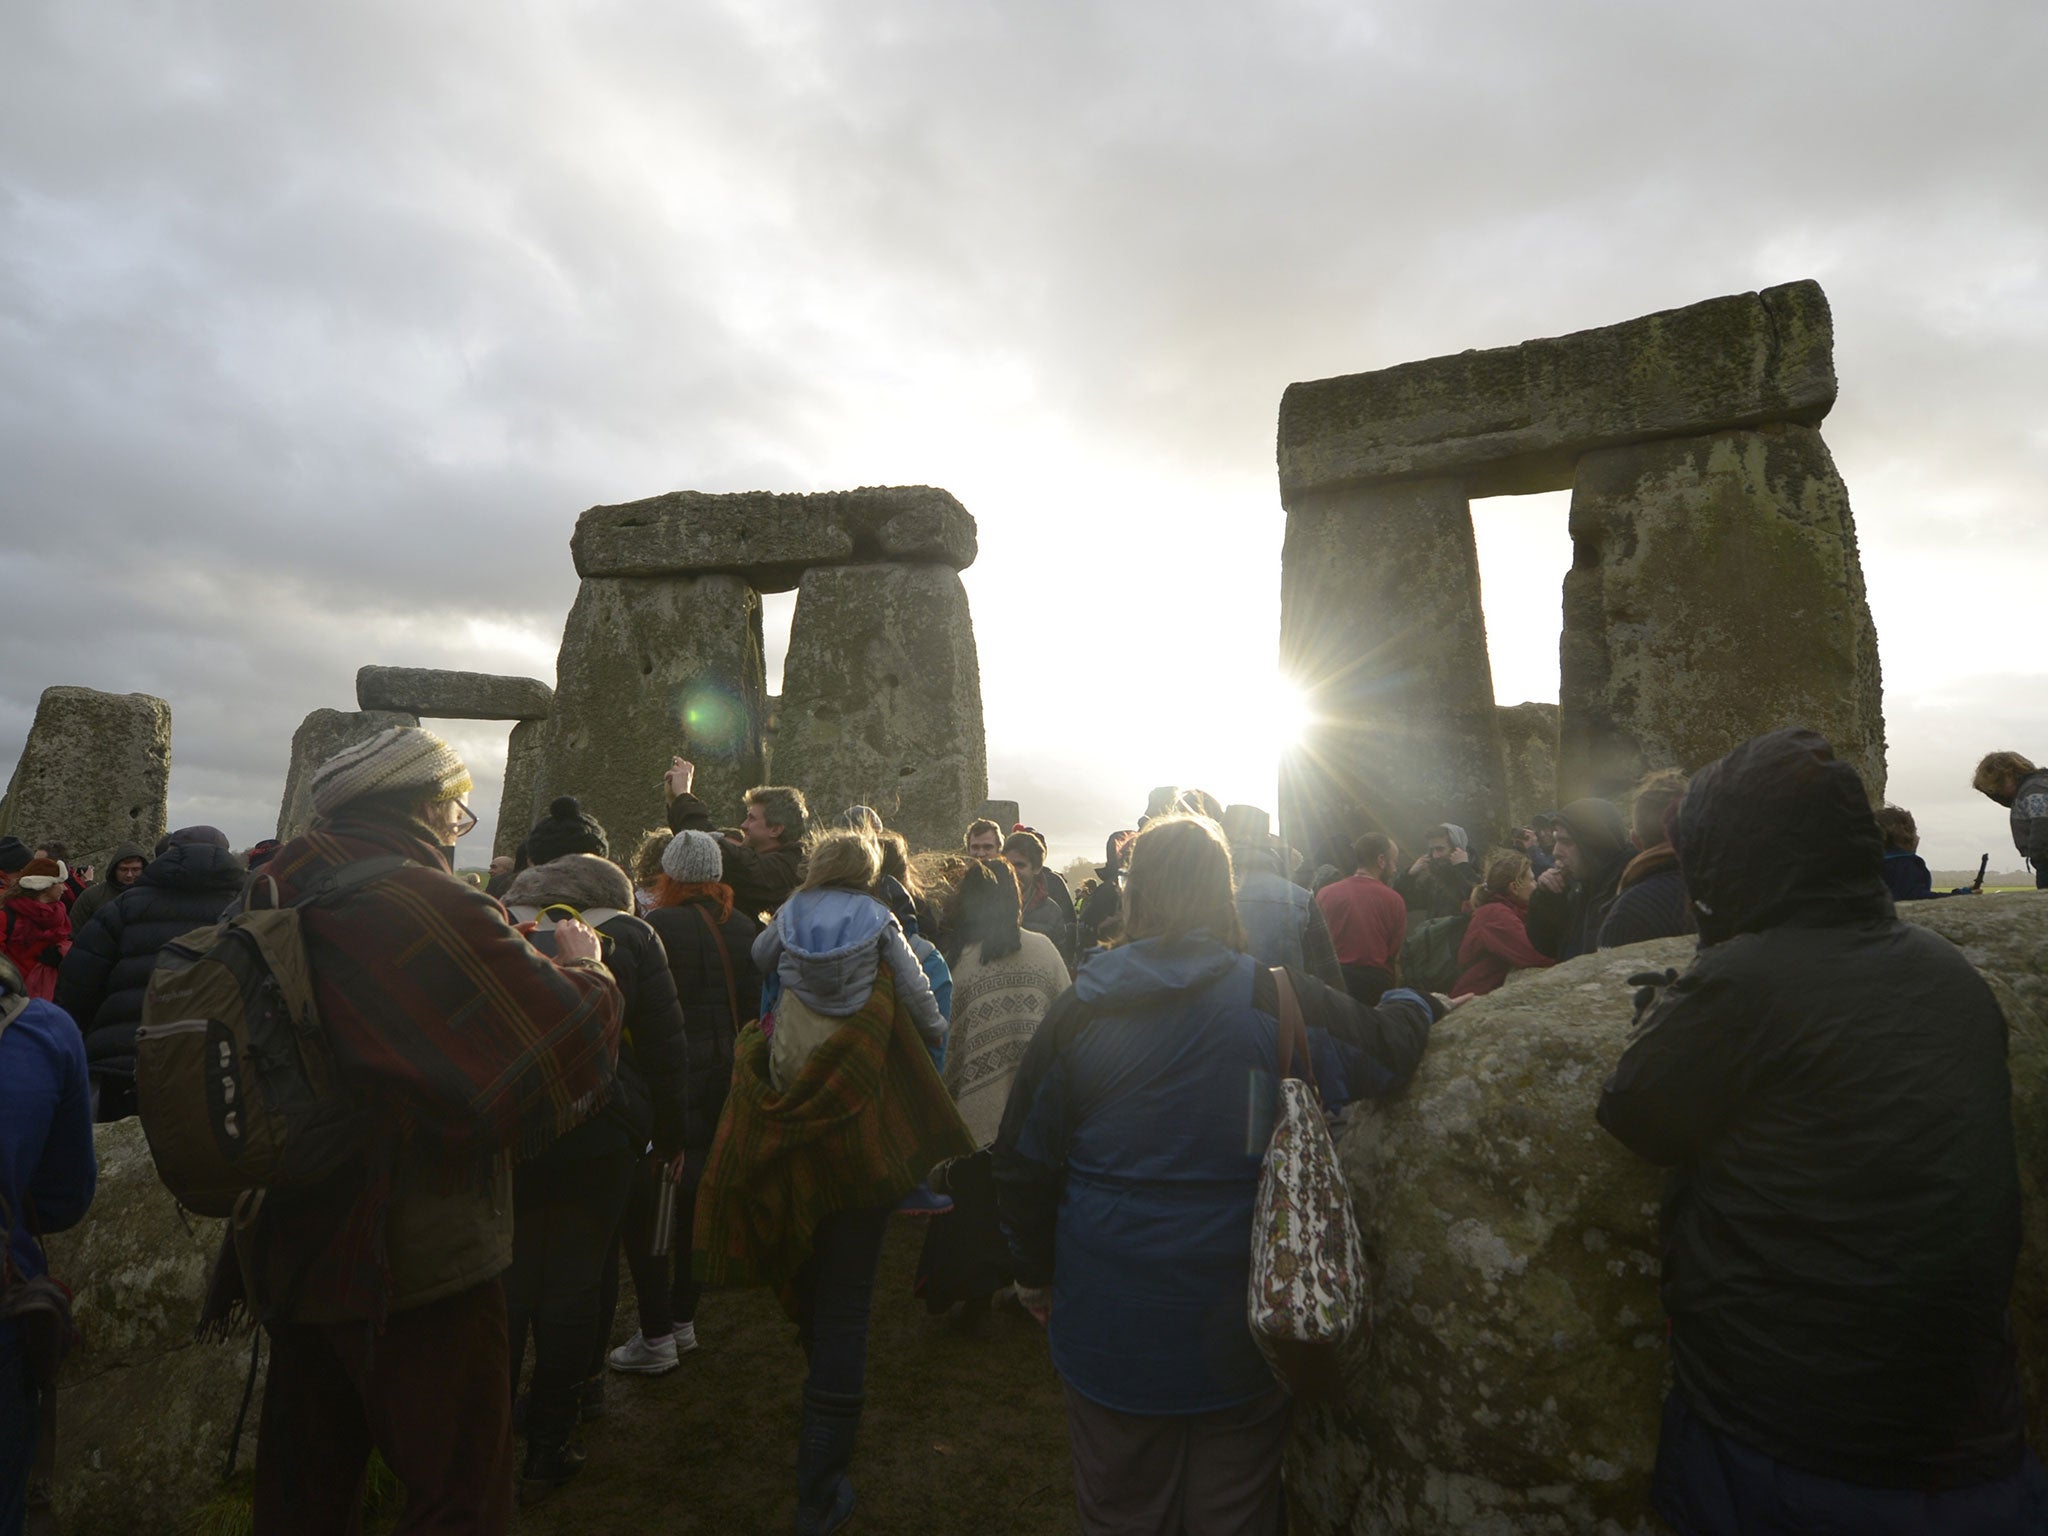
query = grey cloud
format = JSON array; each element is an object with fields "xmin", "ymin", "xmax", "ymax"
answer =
[{"xmin": 2, "ymin": 0, "xmax": 2044, "ymax": 865}]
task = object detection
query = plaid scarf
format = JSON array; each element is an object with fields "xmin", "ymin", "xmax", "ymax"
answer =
[
  {"xmin": 692, "ymin": 965, "xmax": 973, "ymax": 1306},
  {"xmin": 229, "ymin": 812, "xmax": 621, "ymax": 1327}
]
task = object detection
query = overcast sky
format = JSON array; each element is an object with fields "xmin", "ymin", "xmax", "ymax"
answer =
[{"xmin": 4, "ymin": 0, "xmax": 2044, "ymax": 875}]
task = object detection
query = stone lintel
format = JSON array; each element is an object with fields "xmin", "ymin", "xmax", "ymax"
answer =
[
  {"xmin": 355, "ymin": 666, "xmax": 554, "ymax": 721},
  {"xmin": 1278, "ymin": 280, "xmax": 1837, "ymax": 501},
  {"xmin": 570, "ymin": 485, "xmax": 978, "ymax": 586}
]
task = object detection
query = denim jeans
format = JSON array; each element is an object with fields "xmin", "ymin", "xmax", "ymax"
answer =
[{"xmin": 790, "ymin": 1205, "xmax": 893, "ymax": 1397}]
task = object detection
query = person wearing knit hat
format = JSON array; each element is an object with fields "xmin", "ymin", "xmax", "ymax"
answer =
[
  {"xmin": 527, "ymin": 797, "xmax": 609, "ymax": 867},
  {"xmin": 0, "ymin": 836, "xmax": 31, "ymax": 880},
  {"xmin": 660, "ymin": 829, "xmax": 724, "ymax": 886},
  {"xmin": 2, "ymin": 859, "xmax": 71, "ymax": 1002},
  {"xmin": 309, "ymin": 725, "xmax": 474, "ymax": 822},
  {"xmin": 232, "ymin": 731, "xmax": 621, "ymax": 1525}
]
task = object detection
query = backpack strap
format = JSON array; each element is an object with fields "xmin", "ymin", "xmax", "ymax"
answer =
[{"xmin": 289, "ymin": 856, "xmax": 412, "ymax": 911}]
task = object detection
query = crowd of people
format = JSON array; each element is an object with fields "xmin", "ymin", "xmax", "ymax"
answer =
[{"xmin": 2, "ymin": 729, "xmax": 2046, "ymax": 1535}]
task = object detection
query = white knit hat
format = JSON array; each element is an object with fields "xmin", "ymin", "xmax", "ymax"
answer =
[
  {"xmin": 661, "ymin": 829, "xmax": 725, "ymax": 885},
  {"xmin": 310, "ymin": 726, "xmax": 473, "ymax": 818}
]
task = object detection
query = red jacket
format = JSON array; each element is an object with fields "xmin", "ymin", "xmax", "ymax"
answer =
[{"xmin": 1452, "ymin": 896, "xmax": 1554, "ymax": 997}]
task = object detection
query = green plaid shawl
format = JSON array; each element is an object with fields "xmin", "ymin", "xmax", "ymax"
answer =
[{"xmin": 693, "ymin": 966, "xmax": 973, "ymax": 1297}]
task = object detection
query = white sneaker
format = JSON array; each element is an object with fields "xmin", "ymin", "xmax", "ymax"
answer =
[
  {"xmin": 673, "ymin": 1320, "xmax": 700, "ymax": 1355},
  {"xmin": 607, "ymin": 1331, "xmax": 680, "ymax": 1375}
]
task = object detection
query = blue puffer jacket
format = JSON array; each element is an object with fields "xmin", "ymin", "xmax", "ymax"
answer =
[
  {"xmin": 53, "ymin": 843, "xmax": 245, "ymax": 1082},
  {"xmin": 993, "ymin": 935, "xmax": 1435, "ymax": 1415}
]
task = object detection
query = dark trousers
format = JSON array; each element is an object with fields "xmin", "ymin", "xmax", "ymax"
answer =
[
  {"xmin": 1063, "ymin": 1383, "xmax": 1292, "ymax": 1536},
  {"xmin": 1339, "ymin": 963, "xmax": 1394, "ymax": 1006},
  {"xmin": 605, "ymin": 1158, "xmax": 703, "ymax": 1341},
  {"xmin": 253, "ymin": 1282, "xmax": 514, "ymax": 1536},
  {"xmin": 1651, "ymin": 1388, "xmax": 2048, "ymax": 1536},
  {"xmin": 1, "ymin": 1336, "xmax": 32, "ymax": 1536},
  {"xmin": 790, "ymin": 1205, "xmax": 892, "ymax": 1398},
  {"xmin": 505, "ymin": 1147, "xmax": 635, "ymax": 1431},
  {"xmin": 2037, "ymin": 866, "xmax": 2048, "ymax": 891}
]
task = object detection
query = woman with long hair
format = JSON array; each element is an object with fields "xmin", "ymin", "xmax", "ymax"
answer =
[
  {"xmin": 917, "ymin": 859, "xmax": 1069, "ymax": 1314},
  {"xmin": 993, "ymin": 815, "xmax": 1442, "ymax": 1536},
  {"xmin": 1450, "ymin": 849, "xmax": 1555, "ymax": 997}
]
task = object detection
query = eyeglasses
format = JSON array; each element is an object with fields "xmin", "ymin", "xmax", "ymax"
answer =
[{"xmin": 450, "ymin": 800, "xmax": 479, "ymax": 839}]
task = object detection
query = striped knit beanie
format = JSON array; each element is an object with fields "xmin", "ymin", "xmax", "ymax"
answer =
[{"xmin": 310, "ymin": 726, "xmax": 473, "ymax": 818}]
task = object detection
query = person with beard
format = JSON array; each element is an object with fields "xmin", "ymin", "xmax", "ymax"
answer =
[
  {"xmin": 1597, "ymin": 728, "xmax": 2045, "ymax": 1534},
  {"xmin": 1597, "ymin": 769, "xmax": 1697, "ymax": 949},
  {"xmin": 68, "ymin": 843, "xmax": 147, "ymax": 931},
  {"xmin": 55, "ymin": 827, "xmax": 245, "ymax": 1120},
  {"xmin": 1525, "ymin": 798, "xmax": 1631, "ymax": 962}
]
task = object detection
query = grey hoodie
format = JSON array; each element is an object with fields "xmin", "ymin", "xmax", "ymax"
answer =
[{"xmin": 752, "ymin": 886, "xmax": 943, "ymax": 1043}]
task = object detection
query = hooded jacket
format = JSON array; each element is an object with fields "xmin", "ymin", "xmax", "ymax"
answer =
[
  {"xmin": 1232, "ymin": 845, "xmax": 1345, "ymax": 989},
  {"xmin": 1596, "ymin": 728, "xmax": 2025, "ymax": 1489},
  {"xmin": 1525, "ymin": 797, "xmax": 1630, "ymax": 961},
  {"xmin": 993, "ymin": 936, "xmax": 1435, "ymax": 1415},
  {"xmin": 753, "ymin": 887, "xmax": 944, "ymax": 1041},
  {"xmin": 506, "ymin": 855, "xmax": 690, "ymax": 1159},
  {"xmin": 54, "ymin": 842, "xmax": 246, "ymax": 1084},
  {"xmin": 67, "ymin": 842, "xmax": 147, "ymax": 931}
]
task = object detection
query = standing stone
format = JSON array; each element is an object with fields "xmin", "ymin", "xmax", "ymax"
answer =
[
  {"xmin": 1496, "ymin": 701, "xmax": 1560, "ymax": 830},
  {"xmin": 774, "ymin": 564, "xmax": 987, "ymax": 851},
  {"xmin": 974, "ymin": 799, "xmax": 1021, "ymax": 832},
  {"xmin": 537, "ymin": 574, "xmax": 765, "ymax": 849},
  {"xmin": 44, "ymin": 1118, "xmax": 254, "ymax": 1536},
  {"xmin": 1279, "ymin": 479, "xmax": 1507, "ymax": 861},
  {"xmin": 276, "ymin": 708, "xmax": 418, "ymax": 841},
  {"xmin": 0, "ymin": 686, "xmax": 171, "ymax": 866},
  {"xmin": 1286, "ymin": 893, "xmax": 2047, "ymax": 1534},
  {"xmin": 495, "ymin": 718, "xmax": 547, "ymax": 857},
  {"xmin": 1559, "ymin": 425, "xmax": 1885, "ymax": 802}
]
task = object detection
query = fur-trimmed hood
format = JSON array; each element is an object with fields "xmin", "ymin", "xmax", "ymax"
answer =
[{"xmin": 506, "ymin": 853, "xmax": 634, "ymax": 917}]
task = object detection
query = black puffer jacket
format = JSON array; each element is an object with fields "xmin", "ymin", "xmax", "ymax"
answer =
[
  {"xmin": 54, "ymin": 843, "xmax": 245, "ymax": 1081},
  {"xmin": 1597, "ymin": 728, "xmax": 2025, "ymax": 1489},
  {"xmin": 646, "ymin": 892, "xmax": 761, "ymax": 1152},
  {"xmin": 507, "ymin": 856, "xmax": 689, "ymax": 1159}
]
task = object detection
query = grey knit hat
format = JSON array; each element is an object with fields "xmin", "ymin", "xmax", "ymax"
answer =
[
  {"xmin": 310, "ymin": 726, "xmax": 473, "ymax": 818},
  {"xmin": 661, "ymin": 829, "xmax": 724, "ymax": 885}
]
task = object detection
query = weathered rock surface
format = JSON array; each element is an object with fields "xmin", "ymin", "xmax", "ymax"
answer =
[
  {"xmin": 0, "ymin": 686, "xmax": 171, "ymax": 868},
  {"xmin": 1280, "ymin": 479, "xmax": 1506, "ymax": 860},
  {"xmin": 974, "ymin": 799, "xmax": 1021, "ymax": 833},
  {"xmin": 537, "ymin": 574, "xmax": 765, "ymax": 849},
  {"xmin": 571, "ymin": 486, "xmax": 977, "ymax": 587},
  {"xmin": 355, "ymin": 665, "xmax": 553, "ymax": 721},
  {"xmin": 42, "ymin": 1118, "xmax": 252, "ymax": 1536},
  {"xmin": 495, "ymin": 717, "xmax": 547, "ymax": 857},
  {"xmin": 1290, "ymin": 893, "xmax": 2048, "ymax": 1535},
  {"xmin": 276, "ymin": 708, "xmax": 418, "ymax": 841},
  {"xmin": 773, "ymin": 564, "xmax": 987, "ymax": 850},
  {"xmin": 1279, "ymin": 281, "xmax": 1835, "ymax": 499},
  {"xmin": 1557, "ymin": 425, "xmax": 1885, "ymax": 802},
  {"xmin": 1496, "ymin": 702, "xmax": 1560, "ymax": 831}
]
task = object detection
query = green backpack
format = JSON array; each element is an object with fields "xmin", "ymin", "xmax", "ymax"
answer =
[
  {"xmin": 1398, "ymin": 913, "xmax": 1470, "ymax": 996},
  {"xmin": 135, "ymin": 858, "xmax": 405, "ymax": 1218}
]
